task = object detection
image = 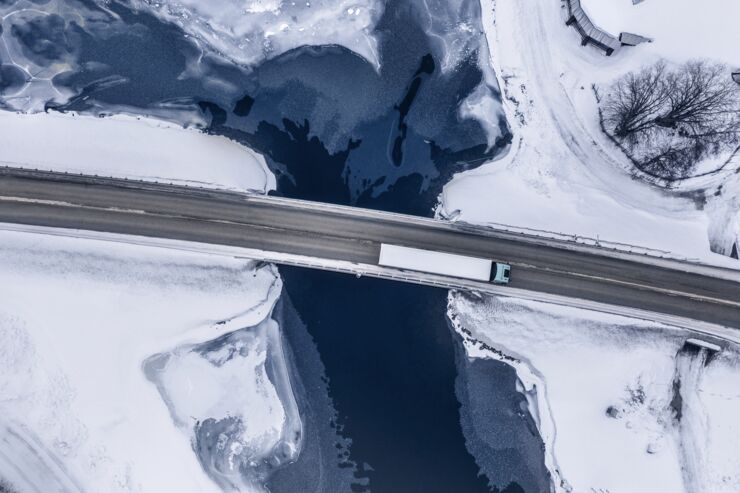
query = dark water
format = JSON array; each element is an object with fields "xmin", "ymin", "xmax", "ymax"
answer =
[
  {"xmin": 2, "ymin": 0, "xmax": 548, "ymax": 491},
  {"xmin": 455, "ymin": 350, "xmax": 552, "ymax": 493},
  {"xmin": 276, "ymin": 270, "xmax": 491, "ymax": 492},
  {"xmin": 268, "ymin": 292, "xmax": 366, "ymax": 492}
]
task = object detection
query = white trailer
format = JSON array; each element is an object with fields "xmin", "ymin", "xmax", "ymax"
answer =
[{"xmin": 378, "ymin": 244, "xmax": 511, "ymax": 283}]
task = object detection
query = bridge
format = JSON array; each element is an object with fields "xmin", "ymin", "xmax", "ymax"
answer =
[{"xmin": 0, "ymin": 167, "xmax": 739, "ymax": 342}]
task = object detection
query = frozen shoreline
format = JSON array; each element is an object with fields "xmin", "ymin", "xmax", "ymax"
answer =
[
  {"xmin": 124, "ymin": 0, "xmax": 385, "ymax": 71},
  {"xmin": 448, "ymin": 291, "xmax": 740, "ymax": 493}
]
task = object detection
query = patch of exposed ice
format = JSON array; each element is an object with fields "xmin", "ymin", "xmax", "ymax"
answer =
[
  {"xmin": 417, "ymin": 0, "xmax": 482, "ymax": 72},
  {"xmin": 124, "ymin": 0, "xmax": 385, "ymax": 70},
  {"xmin": 146, "ymin": 318, "xmax": 302, "ymax": 492},
  {"xmin": 0, "ymin": 0, "xmax": 127, "ymax": 111}
]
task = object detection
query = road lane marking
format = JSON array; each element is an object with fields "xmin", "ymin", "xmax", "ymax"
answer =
[
  {"xmin": 2, "ymin": 195, "xmax": 738, "ymax": 309},
  {"xmin": 512, "ymin": 262, "xmax": 740, "ymax": 308}
]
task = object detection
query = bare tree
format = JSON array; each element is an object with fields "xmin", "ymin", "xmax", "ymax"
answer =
[
  {"xmin": 603, "ymin": 60, "xmax": 668, "ymax": 139},
  {"xmin": 601, "ymin": 60, "xmax": 740, "ymax": 179}
]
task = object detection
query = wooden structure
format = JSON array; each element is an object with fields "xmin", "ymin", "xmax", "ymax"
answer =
[
  {"xmin": 733, "ymin": 70, "xmax": 740, "ymax": 85},
  {"xmin": 619, "ymin": 32, "xmax": 652, "ymax": 46},
  {"xmin": 565, "ymin": 0, "xmax": 621, "ymax": 55}
]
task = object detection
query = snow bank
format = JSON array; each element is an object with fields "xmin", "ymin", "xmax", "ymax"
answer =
[
  {"xmin": 697, "ymin": 358, "xmax": 740, "ymax": 493},
  {"xmin": 582, "ymin": 0, "xmax": 740, "ymax": 66},
  {"xmin": 124, "ymin": 0, "xmax": 384, "ymax": 70},
  {"xmin": 442, "ymin": 162, "xmax": 715, "ymax": 259},
  {"xmin": 0, "ymin": 110, "xmax": 275, "ymax": 193},
  {"xmin": 449, "ymin": 292, "xmax": 740, "ymax": 493},
  {"xmin": 0, "ymin": 227, "xmax": 286, "ymax": 492}
]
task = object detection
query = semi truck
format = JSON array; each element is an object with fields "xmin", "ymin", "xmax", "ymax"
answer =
[{"xmin": 378, "ymin": 244, "xmax": 511, "ymax": 284}]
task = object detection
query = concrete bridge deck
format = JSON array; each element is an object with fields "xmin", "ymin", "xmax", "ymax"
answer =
[{"xmin": 0, "ymin": 167, "xmax": 738, "ymax": 336}]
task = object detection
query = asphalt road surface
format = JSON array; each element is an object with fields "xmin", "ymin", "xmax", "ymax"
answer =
[{"xmin": 1, "ymin": 167, "xmax": 738, "ymax": 329}]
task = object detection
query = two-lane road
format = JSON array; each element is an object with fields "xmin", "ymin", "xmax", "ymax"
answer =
[{"xmin": 0, "ymin": 167, "xmax": 739, "ymax": 330}]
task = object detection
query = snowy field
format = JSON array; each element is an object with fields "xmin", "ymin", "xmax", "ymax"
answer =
[
  {"xmin": 582, "ymin": 0, "xmax": 740, "ymax": 65},
  {"xmin": 0, "ymin": 228, "xmax": 291, "ymax": 492},
  {"xmin": 449, "ymin": 292, "xmax": 740, "ymax": 493},
  {"xmin": 0, "ymin": 111, "xmax": 275, "ymax": 193}
]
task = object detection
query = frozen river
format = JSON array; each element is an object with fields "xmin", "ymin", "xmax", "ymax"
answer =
[{"xmin": 0, "ymin": 0, "xmax": 550, "ymax": 491}]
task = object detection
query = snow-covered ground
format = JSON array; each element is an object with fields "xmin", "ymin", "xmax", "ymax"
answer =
[
  {"xmin": 0, "ymin": 111, "xmax": 275, "ymax": 193},
  {"xmin": 449, "ymin": 292, "xmax": 740, "ymax": 493},
  {"xmin": 439, "ymin": 1, "xmax": 740, "ymax": 492},
  {"xmin": 0, "ymin": 228, "xmax": 290, "ymax": 492},
  {"xmin": 582, "ymin": 0, "xmax": 740, "ymax": 66},
  {"xmin": 438, "ymin": 0, "xmax": 740, "ymax": 261}
]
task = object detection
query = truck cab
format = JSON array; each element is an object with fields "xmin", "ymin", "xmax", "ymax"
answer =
[{"xmin": 491, "ymin": 262, "xmax": 511, "ymax": 284}]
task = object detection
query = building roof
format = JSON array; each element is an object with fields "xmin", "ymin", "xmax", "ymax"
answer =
[
  {"xmin": 567, "ymin": 0, "xmax": 622, "ymax": 52},
  {"xmin": 619, "ymin": 32, "xmax": 652, "ymax": 46}
]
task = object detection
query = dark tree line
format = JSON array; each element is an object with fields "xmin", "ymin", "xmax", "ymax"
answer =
[{"xmin": 601, "ymin": 60, "xmax": 740, "ymax": 179}]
